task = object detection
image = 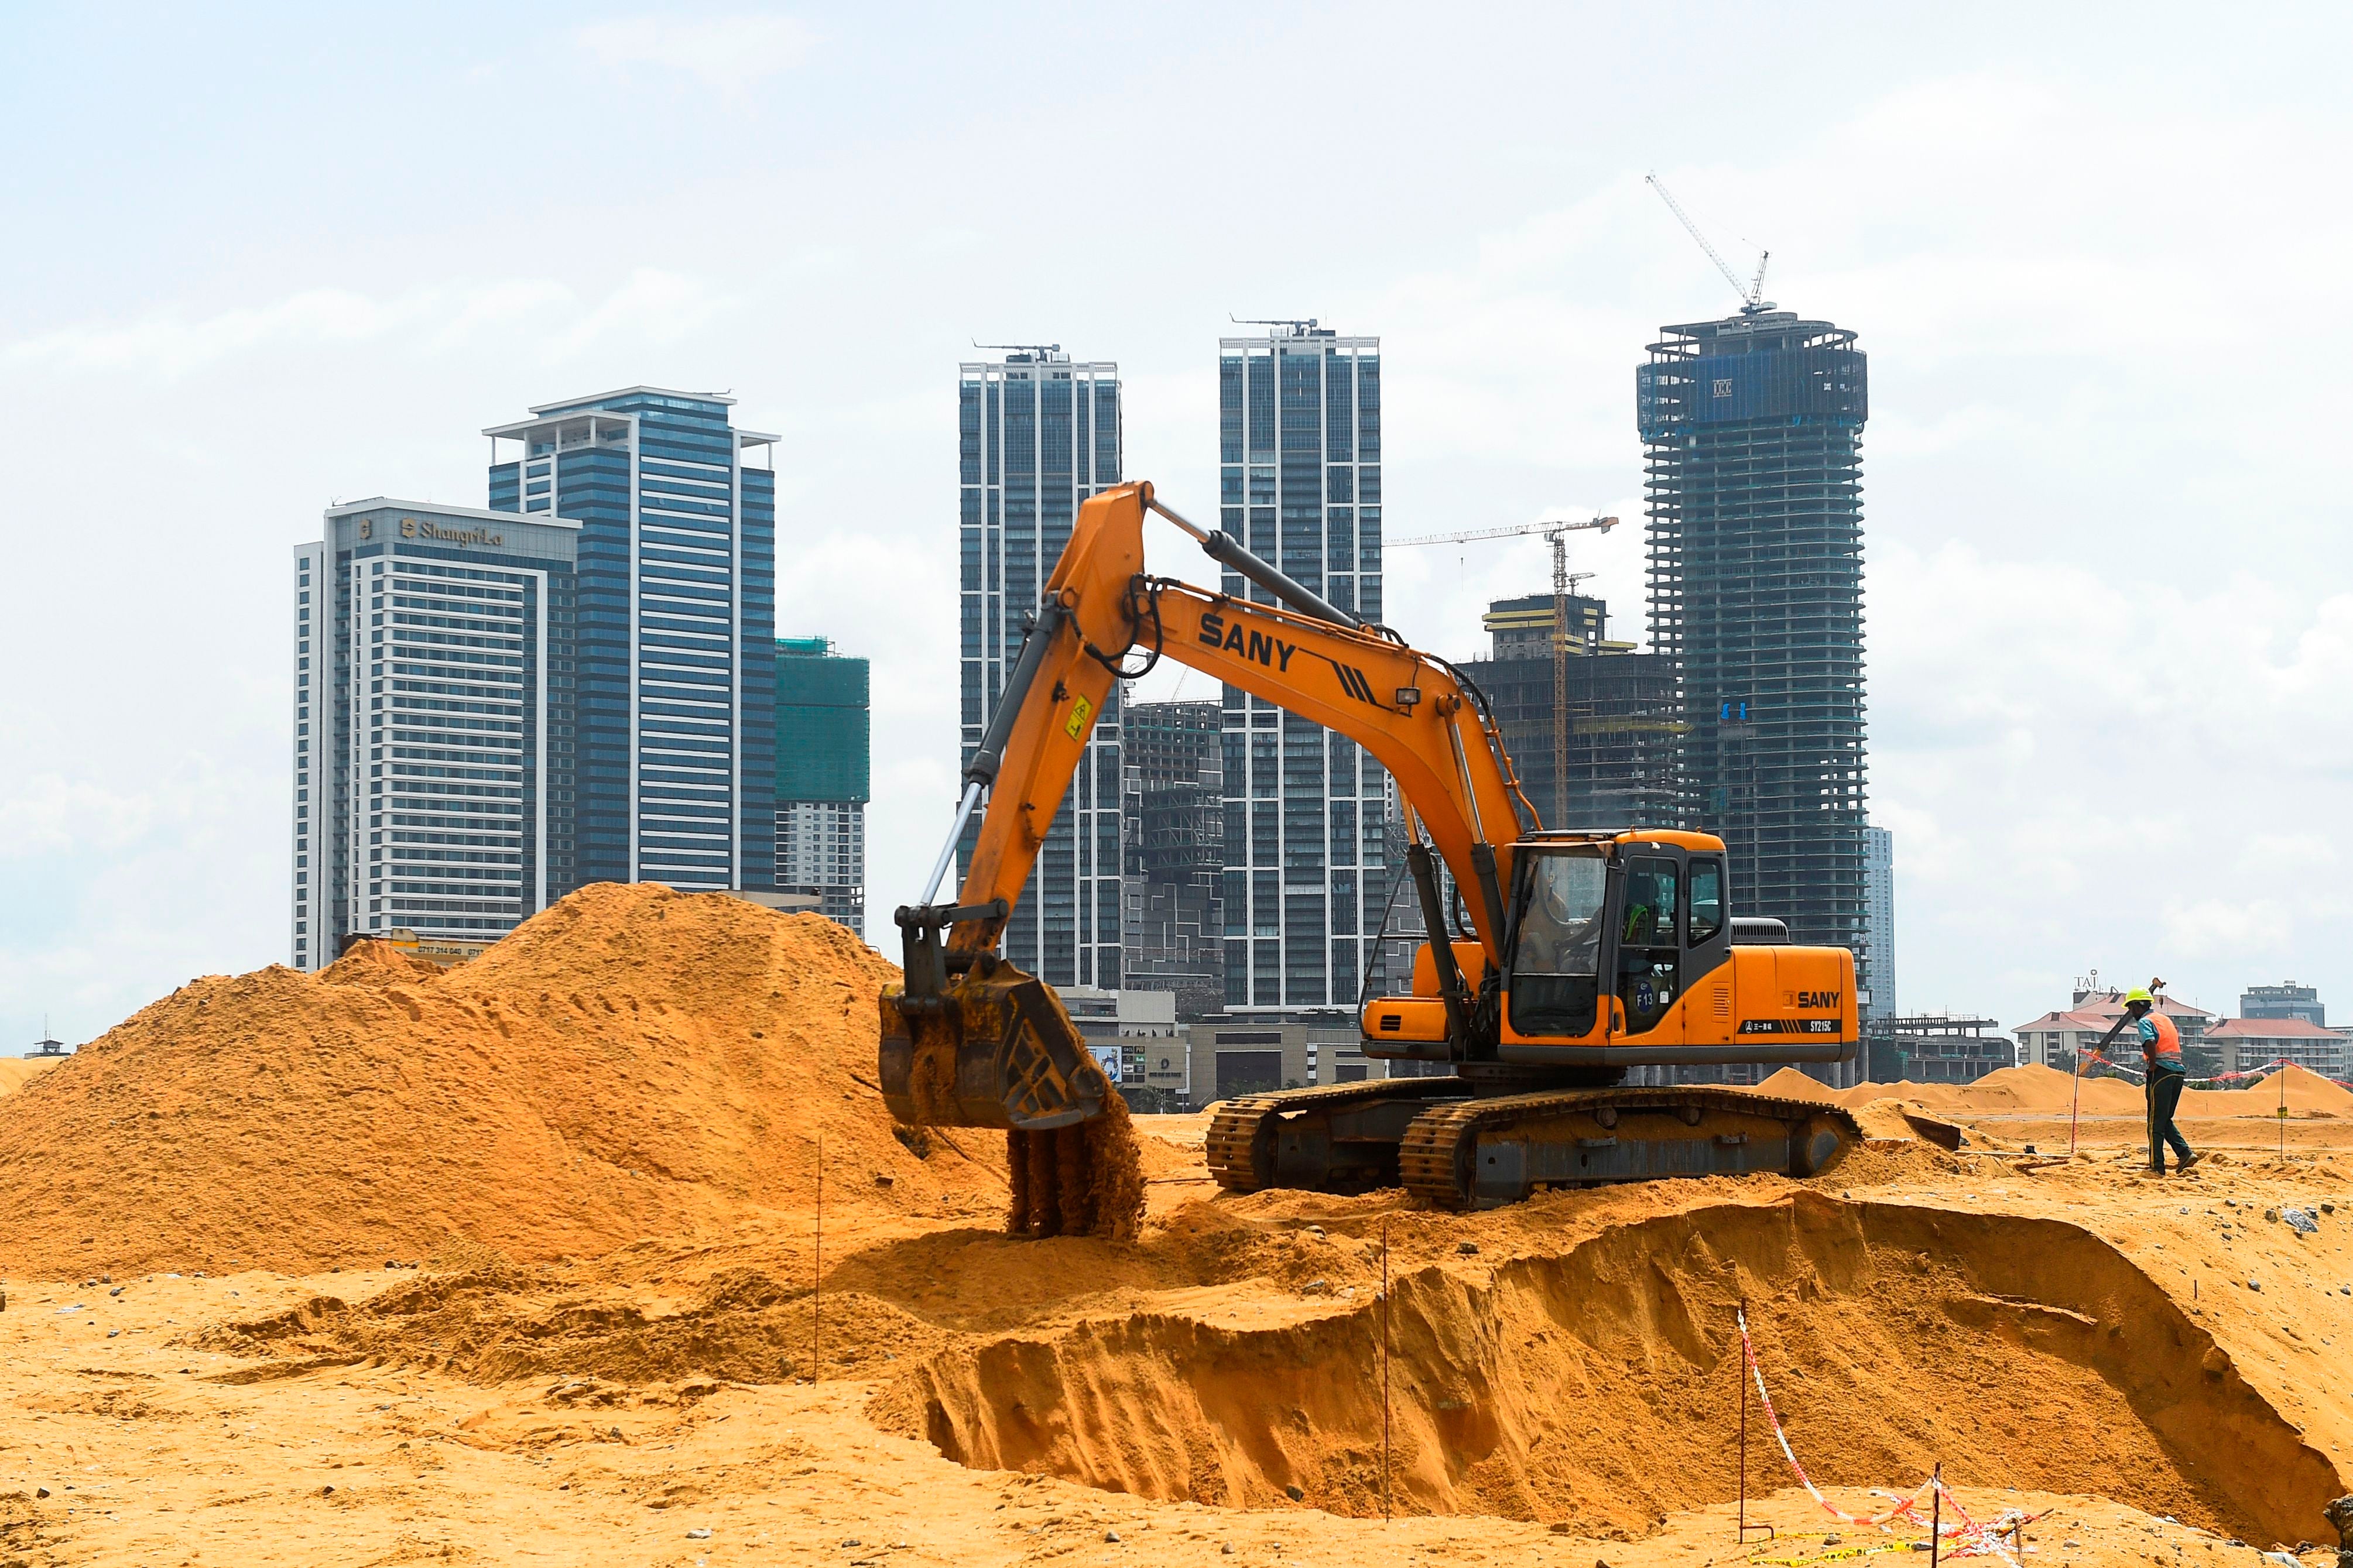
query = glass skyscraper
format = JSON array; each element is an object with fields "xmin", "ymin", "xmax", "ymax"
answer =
[
  {"xmin": 485, "ymin": 388, "xmax": 777, "ymax": 894},
  {"xmin": 1217, "ymin": 324, "xmax": 1388, "ymax": 1010},
  {"xmin": 1861, "ymin": 824, "xmax": 1895, "ymax": 1024},
  {"xmin": 290, "ymin": 501, "xmax": 580, "ymax": 969},
  {"xmin": 775, "ymin": 635, "xmax": 869, "ymax": 934},
  {"xmin": 958, "ymin": 351, "xmax": 1123, "ymax": 989}
]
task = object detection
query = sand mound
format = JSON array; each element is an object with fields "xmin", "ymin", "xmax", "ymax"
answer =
[
  {"xmin": 0, "ymin": 884, "xmax": 1003, "ymax": 1279},
  {"xmin": 201, "ymin": 1262, "xmax": 949, "ymax": 1388},
  {"xmin": 0, "ymin": 1058, "xmax": 64, "ymax": 1098},
  {"xmin": 1841, "ymin": 1066, "xmax": 2143, "ymax": 1117},
  {"xmin": 1753, "ymin": 1066, "xmax": 1841, "ymax": 1102},
  {"xmin": 895, "ymin": 1194, "xmax": 2333, "ymax": 1543},
  {"xmin": 2187, "ymin": 1062, "xmax": 2353, "ymax": 1117}
]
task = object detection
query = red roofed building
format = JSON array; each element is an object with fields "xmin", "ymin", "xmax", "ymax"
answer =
[
  {"xmin": 2204, "ymin": 1017, "xmax": 2347, "ymax": 1078},
  {"xmin": 2013, "ymin": 987, "xmax": 2219, "ymax": 1074}
]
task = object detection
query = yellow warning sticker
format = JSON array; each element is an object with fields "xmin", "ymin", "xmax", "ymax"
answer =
[{"xmin": 1064, "ymin": 693, "xmax": 1094, "ymax": 740}]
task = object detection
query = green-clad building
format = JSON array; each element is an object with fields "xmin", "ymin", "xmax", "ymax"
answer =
[{"xmin": 775, "ymin": 636, "xmax": 869, "ymax": 932}]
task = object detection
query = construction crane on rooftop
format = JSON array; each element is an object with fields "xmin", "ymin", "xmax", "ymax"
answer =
[
  {"xmin": 1645, "ymin": 173, "xmax": 1773, "ymax": 315},
  {"xmin": 1392, "ymin": 514, "xmax": 1618, "ymax": 825}
]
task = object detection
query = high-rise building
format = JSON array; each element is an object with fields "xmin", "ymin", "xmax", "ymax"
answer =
[
  {"xmin": 1218, "ymin": 323, "xmax": 1389, "ymax": 1011},
  {"xmin": 1120, "ymin": 699, "xmax": 1225, "ymax": 1020},
  {"xmin": 291, "ymin": 501, "xmax": 580, "ymax": 970},
  {"xmin": 1639, "ymin": 310, "xmax": 1868, "ymax": 952},
  {"xmin": 775, "ymin": 636, "xmax": 869, "ymax": 934},
  {"xmin": 1461, "ymin": 592, "xmax": 1680, "ymax": 829},
  {"xmin": 1861, "ymin": 824, "xmax": 1895, "ymax": 1024},
  {"xmin": 484, "ymin": 389, "xmax": 777, "ymax": 895},
  {"xmin": 958, "ymin": 350, "xmax": 1125, "ymax": 987},
  {"xmin": 2239, "ymin": 982, "xmax": 2325, "ymax": 1027}
]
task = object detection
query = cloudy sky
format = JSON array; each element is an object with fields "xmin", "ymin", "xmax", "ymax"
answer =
[{"xmin": 5, "ymin": 3, "xmax": 2350, "ymax": 1046}]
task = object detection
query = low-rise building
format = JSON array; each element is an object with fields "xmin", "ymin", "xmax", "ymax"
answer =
[
  {"xmin": 2204, "ymin": 1017, "xmax": 2347, "ymax": 1078},
  {"xmin": 1864, "ymin": 1014, "xmax": 2009, "ymax": 1083},
  {"xmin": 2013, "ymin": 986, "xmax": 2218, "ymax": 1074}
]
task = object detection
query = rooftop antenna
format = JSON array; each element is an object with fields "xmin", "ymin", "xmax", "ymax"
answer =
[
  {"xmin": 1229, "ymin": 314, "xmax": 1320, "ymax": 335},
  {"xmin": 971, "ymin": 341, "xmax": 1064, "ymax": 358},
  {"xmin": 1645, "ymin": 173, "xmax": 1773, "ymax": 315}
]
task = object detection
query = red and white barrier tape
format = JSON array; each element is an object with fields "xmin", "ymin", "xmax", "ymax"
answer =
[
  {"xmin": 2078, "ymin": 1052, "xmax": 2348, "ymax": 1089},
  {"xmin": 1737, "ymin": 1306, "xmax": 2038, "ymax": 1562}
]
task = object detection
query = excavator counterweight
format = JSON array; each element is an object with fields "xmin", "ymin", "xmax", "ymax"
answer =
[{"xmin": 879, "ymin": 482, "xmax": 1863, "ymax": 1230}]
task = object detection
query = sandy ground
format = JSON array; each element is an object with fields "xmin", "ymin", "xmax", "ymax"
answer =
[{"xmin": 5, "ymin": 1099, "xmax": 2351, "ymax": 1568}]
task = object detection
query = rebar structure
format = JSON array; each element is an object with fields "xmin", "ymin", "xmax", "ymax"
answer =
[
  {"xmin": 1463, "ymin": 591, "xmax": 1681, "ymax": 830},
  {"xmin": 1638, "ymin": 310, "xmax": 1869, "ymax": 965}
]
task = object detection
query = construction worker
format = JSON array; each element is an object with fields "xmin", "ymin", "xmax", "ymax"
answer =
[{"xmin": 2097, "ymin": 986, "xmax": 2198, "ymax": 1174}]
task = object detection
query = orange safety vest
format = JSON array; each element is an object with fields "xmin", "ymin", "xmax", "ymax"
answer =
[{"xmin": 2143, "ymin": 1010, "xmax": 2183, "ymax": 1067}]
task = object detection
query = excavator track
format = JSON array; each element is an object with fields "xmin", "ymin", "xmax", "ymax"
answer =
[
  {"xmin": 1207, "ymin": 1077, "xmax": 1472, "ymax": 1195},
  {"xmin": 1398, "ymin": 1086, "xmax": 1859, "ymax": 1211}
]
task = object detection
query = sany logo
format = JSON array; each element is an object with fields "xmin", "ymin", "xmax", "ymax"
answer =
[
  {"xmin": 1197, "ymin": 610, "xmax": 1383, "ymax": 706},
  {"xmin": 1197, "ymin": 610, "xmax": 1300, "ymax": 672},
  {"xmin": 1785, "ymin": 990, "xmax": 1841, "ymax": 1011}
]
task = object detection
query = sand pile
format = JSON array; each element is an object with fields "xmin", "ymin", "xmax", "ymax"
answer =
[
  {"xmin": 2191, "ymin": 1063, "xmax": 2353, "ymax": 1117},
  {"xmin": 1834, "ymin": 1062, "xmax": 2353, "ymax": 1123},
  {"xmin": 0, "ymin": 1058, "xmax": 64, "ymax": 1097},
  {"xmin": 893, "ymin": 1193, "xmax": 2332, "ymax": 1542},
  {"xmin": 1753, "ymin": 1066, "xmax": 1840, "ymax": 1102},
  {"xmin": 1841, "ymin": 1065, "xmax": 2143, "ymax": 1117},
  {"xmin": 0, "ymin": 884, "xmax": 1003, "ymax": 1279}
]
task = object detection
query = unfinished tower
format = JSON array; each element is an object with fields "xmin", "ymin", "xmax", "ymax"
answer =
[{"xmin": 1638, "ymin": 310, "xmax": 1868, "ymax": 968}]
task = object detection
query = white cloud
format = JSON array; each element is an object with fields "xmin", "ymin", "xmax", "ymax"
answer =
[
  {"xmin": 1869, "ymin": 541, "xmax": 2353, "ymax": 1016},
  {"xmin": 3, "ymin": 282, "xmax": 571, "ymax": 379},
  {"xmin": 546, "ymin": 269, "xmax": 735, "ymax": 360},
  {"xmin": 574, "ymin": 13, "xmax": 813, "ymax": 92}
]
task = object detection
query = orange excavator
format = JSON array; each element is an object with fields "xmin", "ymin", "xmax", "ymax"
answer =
[{"xmin": 879, "ymin": 482, "xmax": 1861, "ymax": 1224}]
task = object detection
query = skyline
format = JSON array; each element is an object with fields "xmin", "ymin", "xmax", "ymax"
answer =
[{"xmin": 6, "ymin": 5, "xmax": 2353, "ymax": 1047}]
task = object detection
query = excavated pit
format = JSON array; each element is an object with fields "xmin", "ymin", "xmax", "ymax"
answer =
[{"xmin": 896, "ymin": 1192, "xmax": 2336, "ymax": 1543}]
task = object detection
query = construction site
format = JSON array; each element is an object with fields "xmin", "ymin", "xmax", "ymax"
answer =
[{"xmin": 2, "ymin": 883, "xmax": 2351, "ymax": 1567}]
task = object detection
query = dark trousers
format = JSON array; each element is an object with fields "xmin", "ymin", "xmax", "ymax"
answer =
[{"xmin": 2146, "ymin": 1065, "xmax": 2192, "ymax": 1171}]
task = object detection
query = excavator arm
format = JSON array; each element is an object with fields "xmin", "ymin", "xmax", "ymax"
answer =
[
  {"xmin": 950, "ymin": 481, "xmax": 1534, "ymax": 965},
  {"xmin": 879, "ymin": 481, "xmax": 1539, "ymax": 1227}
]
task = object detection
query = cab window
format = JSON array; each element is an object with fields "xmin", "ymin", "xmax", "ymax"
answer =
[
  {"xmin": 1618, "ymin": 857, "xmax": 1680, "ymax": 1035},
  {"xmin": 1622, "ymin": 858, "xmax": 1678, "ymax": 948},
  {"xmin": 1516, "ymin": 853, "xmax": 1607, "ymax": 976},
  {"xmin": 1508, "ymin": 849, "xmax": 1607, "ymax": 1035},
  {"xmin": 1688, "ymin": 858, "xmax": 1724, "ymax": 945}
]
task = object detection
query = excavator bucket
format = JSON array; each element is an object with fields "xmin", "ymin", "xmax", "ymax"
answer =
[
  {"xmin": 878, "ymin": 953, "xmax": 1107, "ymax": 1131},
  {"xmin": 879, "ymin": 951, "xmax": 1142, "ymax": 1240}
]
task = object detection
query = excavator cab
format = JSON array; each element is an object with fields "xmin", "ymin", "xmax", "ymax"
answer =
[
  {"xmin": 1372, "ymin": 831, "xmax": 1787, "ymax": 1065},
  {"xmin": 1503, "ymin": 834, "xmax": 1732, "ymax": 1043}
]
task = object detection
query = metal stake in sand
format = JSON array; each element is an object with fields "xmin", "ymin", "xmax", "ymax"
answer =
[
  {"xmin": 2278, "ymin": 1066, "xmax": 2288, "ymax": 1162},
  {"xmin": 813, "ymin": 1130, "xmax": 824, "ymax": 1383},
  {"xmin": 1929, "ymin": 1461, "xmax": 1941, "ymax": 1568},
  {"xmin": 1737, "ymin": 1296, "xmax": 1749, "ymax": 1541},
  {"xmin": 2068, "ymin": 1048, "xmax": 2087, "ymax": 1159},
  {"xmin": 1735, "ymin": 1299, "xmax": 1770, "ymax": 1543},
  {"xmin": 1380, "ymin": 1219, "xmax": 1393, "ymax": 1524}
]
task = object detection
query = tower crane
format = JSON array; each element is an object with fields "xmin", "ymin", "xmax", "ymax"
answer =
[
  {"xmin": 1391, "ymin": 514, "xmax": 1617, "ymax": 825},
  {"xmin": 1645, "ymin": 173, "xmax": 1772, "ymax": 315}
]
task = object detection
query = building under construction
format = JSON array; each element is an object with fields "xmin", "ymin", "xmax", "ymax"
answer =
[
  {"xmin": 1119, "ymin": 699, "xmax": 1225, "ymax": 1020},
  {"xmin": 1638, "ymin": 308, "xmax": 1869, "ymax": 977},
  {"xmin": 1460, "ymin": 593, "xmax": 1681, "ymax": 829}
]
